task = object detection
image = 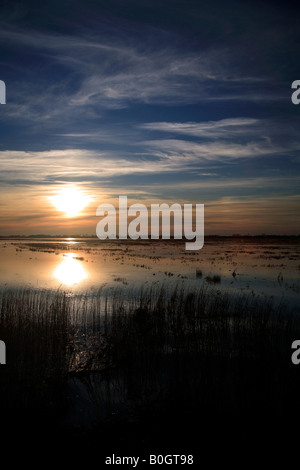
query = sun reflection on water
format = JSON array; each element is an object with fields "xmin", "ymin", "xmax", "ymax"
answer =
[{"xmin": 54, "ymin": 253, "xmax": 87, "ymax": 286}]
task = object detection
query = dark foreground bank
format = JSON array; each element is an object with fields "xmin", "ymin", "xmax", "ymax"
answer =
[{"xmin": 0, "ymin": 285, "xmax": 300, "ymax": 460}]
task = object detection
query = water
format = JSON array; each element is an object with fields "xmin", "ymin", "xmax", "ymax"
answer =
[
  {"xmin": 0, "ymin": 236, "xmax": 299, "ymax": 311},
  {"xmin": 1, "ymin": 236, "xmax": 300, "ymax": 439}
]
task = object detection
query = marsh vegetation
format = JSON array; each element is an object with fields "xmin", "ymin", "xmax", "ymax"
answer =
[{"xmin": 1, "ymin": 283, "xmax": 300, "ymax": 444}]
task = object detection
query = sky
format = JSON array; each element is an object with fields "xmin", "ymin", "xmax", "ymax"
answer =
[{"xmin": 0, "ymin": 0, "xmax": 299, "ymax": 236}]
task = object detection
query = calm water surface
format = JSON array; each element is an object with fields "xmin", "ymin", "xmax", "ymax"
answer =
[{"xmin": 0, "ymin": 237, "xmax": 299, "ymax": 311}]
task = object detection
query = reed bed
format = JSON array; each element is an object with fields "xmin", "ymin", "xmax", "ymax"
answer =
[{"xmin": 0, "ymin": 284, "xmax": 299, "ymax": 432}]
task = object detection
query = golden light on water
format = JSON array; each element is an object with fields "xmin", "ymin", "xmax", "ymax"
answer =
[
  {"xmin": 54, "ymin": 253, "xmax": 87, "ymax": 286},
  {"xmin": 49, "ymin": 187, "xmax": 91, "ymax": 217}
]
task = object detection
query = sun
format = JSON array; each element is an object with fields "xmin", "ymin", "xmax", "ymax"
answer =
[{"xmin": 49, "ymin": 187, "xmax": 91, "ymax": 217}]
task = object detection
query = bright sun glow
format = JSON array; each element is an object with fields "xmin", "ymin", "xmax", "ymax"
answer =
[
  {"xmin": 54, "ymin": 253, "xmax": 87, "ymax": 286},
  {"xmin": 49, "ymin": 187, "xmax": 90, "ymax": 217}
]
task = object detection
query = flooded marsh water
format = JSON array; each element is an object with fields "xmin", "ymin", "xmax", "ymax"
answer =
[
  {"xmin": 1, "ymin": 236, "xmax": 300, "ymax": 450},
  {"xmin": 0, "ymin": 236, "xmax": 299, "ymax": 311}
]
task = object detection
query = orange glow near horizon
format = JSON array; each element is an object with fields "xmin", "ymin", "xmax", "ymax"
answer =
[{"xmin": 49, "ymin": 187, "xmax": 91, "ymax": 217}]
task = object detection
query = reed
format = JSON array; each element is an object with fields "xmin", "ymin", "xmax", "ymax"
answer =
[{"xmin": 0, "ymin": 284, "xmax": 299, "ymax": 434}]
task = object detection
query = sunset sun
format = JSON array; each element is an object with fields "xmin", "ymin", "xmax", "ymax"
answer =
[{"xmin": 49, "ymin": 187, "xmax": 91, "ymax": 217}]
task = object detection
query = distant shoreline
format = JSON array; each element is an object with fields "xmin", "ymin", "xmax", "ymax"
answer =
[{"xmin": 0, "ymin": 234, "xmax": 299, "ymax": 241}]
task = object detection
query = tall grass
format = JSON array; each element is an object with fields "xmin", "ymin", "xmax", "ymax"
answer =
[
  {"xmin": 0, "ymin": 288, "xmax": 70, "ymax": 422},
  {"xmin": 0, "ymin": 284, "xmax": 299, "ymax": 432}
]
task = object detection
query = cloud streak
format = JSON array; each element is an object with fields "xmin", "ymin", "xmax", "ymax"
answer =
[{"xmin": 0, "ymin": 19, "xmax": 279, "ymax": 128}]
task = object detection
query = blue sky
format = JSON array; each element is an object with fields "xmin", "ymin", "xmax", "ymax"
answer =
[{"xmin": 0, "ymin": 0, "xmax": 299, "ymax": 235}]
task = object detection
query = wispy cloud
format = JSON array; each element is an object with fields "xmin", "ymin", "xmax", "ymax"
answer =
[
  {"xmin": 141, "ymin": 138, "xmax": 297, "ymax": 162},
  {"xmin": 139, "ymin": 117, "xmax": 300, "ymax": 166},
  {"xmin": 140, "ymin": 118, "xmax": 260, "ymax": 138},
  {"xmin": 0, "ymin": 22, "xmax": 275, "ymax": 127}
]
